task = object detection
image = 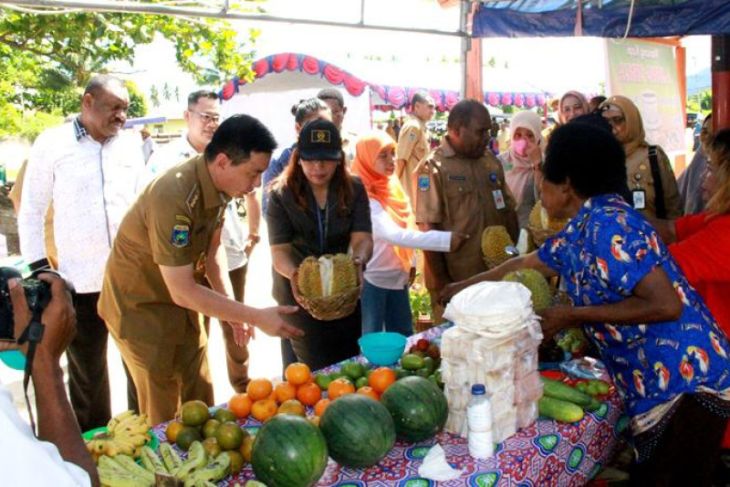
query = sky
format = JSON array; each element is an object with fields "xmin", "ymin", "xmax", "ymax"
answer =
[{"xmin": 113, "ymin": 1, "xmax": 712, "ymax": 117}]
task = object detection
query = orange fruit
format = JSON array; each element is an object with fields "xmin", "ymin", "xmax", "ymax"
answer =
[
  {"xmin": 285, "ymin": 362, "xmax": 312, "ymax": 386},
  {"xmin": 165, "ymin": 420, "xmax": 184, "ymax": 443},
  {"xmin": 356, "ymin": 386, "xmax": 380, "ymax": 401},
  {"xmin": 327, "ymin": 377, "xmax": 355, "ymax": 400},
  {"xmin": 296, "ymin": 382, "xmax": 322, "ymax": 406},
  {"xmin": 250, "ymin": 398, "xmax": 278, "ymax": 422},
  {"xmin": 273, "ymin": 382, "xmax": 297, "ymax": 404},
  {"xmin": 277, "ymin": 399, "xmax": 306, "ymax": 417},
  {"xmin": 369, "ymin": 367, "xmax": 397, "ymax": 394},
  {"xmin": 228, "ymin": 393, "xmax": 252, "ymax": 419},
  {"xmin": 246, "ymin": 378, "xmax": 273, "ymax": 401},
  {"xmin": 313, "ymin": 398, "xmax": 331, "ymax": 417}
]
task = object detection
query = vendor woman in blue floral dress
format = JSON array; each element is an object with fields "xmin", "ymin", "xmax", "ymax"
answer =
[{"xmin": 442, "ymin": 122, "xmax": 730, "ymax": 486}]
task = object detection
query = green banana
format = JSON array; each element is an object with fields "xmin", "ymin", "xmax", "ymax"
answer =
[
  {"xmin": 159, "ymin": 442, "xmax": 183, "ymax": 473},
  {"xmin": 140, "ymin": 445, "xmax": 168, "ymax": 474},
  {"xmin": 183, "ymin": 452, "xmax": 231, "ymax": 486},
  {"xmin": 174, "ymin": 441, "xmax": 208, "ymax": 479},
  {"xmin": 113, "ymin": 454, "xmax": 156, "ymax": 484},
  {"xmin": 97, "ymin": 465, "xmax": 149, "ymax": 487}
]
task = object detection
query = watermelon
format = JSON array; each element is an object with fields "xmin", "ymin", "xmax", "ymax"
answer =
[
  {"xmin": 319, "ymin": 394, "xmax": 396, "ymax": 468},
  {"xmin": 380, "ymin": 376, "xmax": 448, "ymax": 442},
  {"xmin": 251, "ymin": 415, "xmax": 327, "ymax": 487}
]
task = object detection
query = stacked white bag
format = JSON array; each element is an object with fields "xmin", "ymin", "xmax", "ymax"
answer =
[{"xmin": 441, "ymin": 282, "xmax": 543, "ymax": 442}]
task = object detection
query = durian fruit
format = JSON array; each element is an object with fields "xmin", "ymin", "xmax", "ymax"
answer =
[
  {"xmin": 330, "ymin": 253, "xmax": 358, "ymax": 295},
  {"xmin": 297, "ymin": 256, "xmax": 324, "ymax": 298},
  {"xmin": 528, "ymin": 200, "xmax": 568, "ymax": 235},
  {"xmin": 481, "ymin": 225, "xmax": 514, "ymax": 268},
  {"xmin": 502, "ymin": 268, "xmax": 553, "ymax": 311},
  {"xmin": 296, "ymin": 254, "xmax": 358, "ymax": 299}
]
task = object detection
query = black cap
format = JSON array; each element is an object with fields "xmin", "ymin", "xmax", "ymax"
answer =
[{"xmin": 298, "ymin": 119, "xmax": 342, "ymax": 161}]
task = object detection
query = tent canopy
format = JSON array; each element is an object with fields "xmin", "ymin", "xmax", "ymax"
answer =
[
  {"xmin": 473, "ymin": 0, "xmax": 730, "ymax": 38},
  {"xmin": 220, "ymin": 52, "xmax": 549, "ymax": 111}
]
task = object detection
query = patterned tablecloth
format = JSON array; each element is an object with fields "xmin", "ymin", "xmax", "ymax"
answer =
[{"xmin": 152, "ymin": 324, "xmax": 627, "ymax": 486}]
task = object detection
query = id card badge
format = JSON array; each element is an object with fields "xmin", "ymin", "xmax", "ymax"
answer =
[
  {"xmin": 632, "ymin": 190, "xmax": 646, "ymax": 210},
  {"xmin": 492, "ymin": 189, "xmax": 506, "ymax": 210}
]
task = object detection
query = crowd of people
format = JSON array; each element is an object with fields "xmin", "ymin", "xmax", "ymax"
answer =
[{"xmin": 2, "ymin": 71, "xmax": 729, "ymax": 486}]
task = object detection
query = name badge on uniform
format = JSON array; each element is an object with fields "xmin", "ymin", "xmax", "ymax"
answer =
[
  {"xmin": 171, "ymin": 224, "xmax": 191, "ymax": 248},
  {"xmin": 492, "ymin": 189, "xmax": 506, "ymax": 210},
  {"xmin": 632, "ymin": 190, "xmax": 646, "ymax": 210},
  {"xmin": 418, "ymin": 174, "xmax": 430, "ymax": 192}
]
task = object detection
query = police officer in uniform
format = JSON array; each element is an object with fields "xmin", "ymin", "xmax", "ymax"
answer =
[
  {"xmin": 98, "ymin": 115, "xmax": 302, "ymax": 424},
  {"xmin": 415, "ymin": 100, "xmax": 519, "ymax": 322},
  {"xmin": 397, "ymin": 92, "xmax": 436, "ymax": 205}
]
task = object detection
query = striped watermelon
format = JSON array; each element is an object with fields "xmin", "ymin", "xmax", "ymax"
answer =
[
  {"xmin": 380, "ymin": 376, "xmax": 448, "ymax": 442},
  {"xmin": 319, "ymin": 394, "xmax": 396, "ymax": 467}
]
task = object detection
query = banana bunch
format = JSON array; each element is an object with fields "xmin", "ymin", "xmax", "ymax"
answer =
[
  {"xmin": 85, "ymin": 410, "xmax": 151, "ymax": 461},
  {"xmin": 98, "ymin": 442, "xmax": 230, "ymax": 487}
]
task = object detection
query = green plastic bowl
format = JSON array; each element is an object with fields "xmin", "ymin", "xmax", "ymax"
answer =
[{"xmin": 358, "ymin": 332, "xmax": 407, "ymax": 365}]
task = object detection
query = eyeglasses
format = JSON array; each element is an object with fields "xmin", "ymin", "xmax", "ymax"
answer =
[{"xmin": 190, "ymin": 110, "xmax": 220, "ymax": 125}]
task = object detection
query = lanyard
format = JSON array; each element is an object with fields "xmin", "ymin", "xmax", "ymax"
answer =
[{"xmin": 316, "ymin": 203, "xmax": 329, "ymax": 255}]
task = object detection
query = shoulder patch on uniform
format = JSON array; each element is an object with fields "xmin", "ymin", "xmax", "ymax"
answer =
[
  {"xmin": 408, "ymin": 131, "xmax": 417, "ymax": 140},
  {"xmin": 418, "ymin": 174, "xmax": 431, "ymax": 191},
  {"xmin": 171, "ymin": 224, "xmax": 191, "ymax": 248},
  {"xmin": 186, "ymin": 184, "xmax": 200, "ymax": 212}
]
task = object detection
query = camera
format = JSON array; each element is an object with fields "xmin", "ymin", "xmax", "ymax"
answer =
[{"xmin": 0, "ymin": 267, "xmax": 52, "ymax": 342}]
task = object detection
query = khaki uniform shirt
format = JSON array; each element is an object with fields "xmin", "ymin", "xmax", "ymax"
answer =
[
  {"xmin": 626, "ymin": 146, "xmax": 682, "ymax": 219},
  {"xmin": 99, "ymin": 155, "xmax": 229, "ymax": 347},
  {"xmin": 396, "ymin": 116, "xmax": 430, "ymax": 204},
  {"xmin": 415, "ymin": 138, "xmax": 518, "ymax": 286}
]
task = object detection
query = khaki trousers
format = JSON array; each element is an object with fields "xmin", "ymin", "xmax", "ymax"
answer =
[{"xmin": 112, "ymin": 329, "xmax": 214, "ymax": 425}]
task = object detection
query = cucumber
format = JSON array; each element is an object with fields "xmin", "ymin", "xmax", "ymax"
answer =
[
  {"xmin": 538, "ymin": 396, "xmax": 585, "ymax": 423},
  {"xmin": 589, "ymin": 379, "xmax": 610, "ymax": 395},
  {"xmin": 584, "ymin": 397, "xmax": 602, "ymax": 412},
  {"xmin": 541, "ymin": 377, "xmax": 593, "ymax": 407}
]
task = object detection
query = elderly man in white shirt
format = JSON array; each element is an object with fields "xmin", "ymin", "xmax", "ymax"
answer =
[
  {"xmin": 144, "ymin": 90, "xmax": 259, "ymax": 392},
  {"xmin": 18, "ymin": 75, "xmax": 144, "ymax": 432}
]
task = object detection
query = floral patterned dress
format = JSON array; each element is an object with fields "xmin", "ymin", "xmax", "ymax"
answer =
[{"xmin": 538, "ymin": 194, "xmax": 730, "ymax": 457}]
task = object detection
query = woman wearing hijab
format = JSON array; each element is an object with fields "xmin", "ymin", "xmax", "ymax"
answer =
[
  {"xmin": 600, "ymin": 95, "xmax": 682, "ymax": 219},
  {"xmin": 351, "ymin": 131, "xmax": 465, "ymax": 336},
  {"xmin": 498, "ymin": 110, "xmax": 544, "ymax": 228},
  {"xmin": 558, "ymin": 90, "xmax": 590, "ymax": 124}
]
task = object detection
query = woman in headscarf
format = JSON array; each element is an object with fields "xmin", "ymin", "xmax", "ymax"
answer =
[
  {"xmin": 498, "ymin": 110, "xmax": 544, "ymax": 228},
  {"xmin": 351, "ymin": 131, "xmax": 465, "ymax": 336},
  {"xmin": 600, "ymin": 95, "xmax": 682, "ymax": 219},
  {"xmin": 558, "ymin": 90, "xmax": 590, "ymax": 125}
]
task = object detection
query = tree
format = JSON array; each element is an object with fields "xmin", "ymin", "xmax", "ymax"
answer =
[
  {"xmin": 125, "ymin": 81, "xmax": 148, "ymax": 118},
  {"xmin": 162, "ymin": 82, "xmax": 171, "ymax": 101},
  {"xmin": 0, "ymin": 5, "xmax": 260, "ymax": 128},
  {"xmin": 150, "ymin": 85, "xmax": 160, "ymax": 108}
]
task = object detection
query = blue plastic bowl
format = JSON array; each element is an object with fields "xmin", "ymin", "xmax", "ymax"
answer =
[{"xmin": 358, "ymin": 332, "xmax": 407, "ymax": 366}]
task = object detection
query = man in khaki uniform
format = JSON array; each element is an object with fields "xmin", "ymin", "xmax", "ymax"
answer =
[
  {"xmin": 397, "ymin": 93, "xmax": 436, "ymax": 205},
  {"xmin": 416, "ymin": 100, "xmax": 519, "ymax": 322},
  {"xmin": 99, "ymin": 115, "xmax": 302, "ymax": 424}
]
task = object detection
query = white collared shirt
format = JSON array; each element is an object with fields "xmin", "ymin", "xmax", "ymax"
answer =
[
  {"xmin": 365, "ymin": 199, "xmax": 451, "ymax": 290},
  {"xmin": 18, "ymin": 120, "xmax": 144, "ymax": 293},
  {"xmin": 143, "ymin": 134, "xmax": 248, "ymax": 271}
]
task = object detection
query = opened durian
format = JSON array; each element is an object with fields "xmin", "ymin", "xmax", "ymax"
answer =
[
  {"xmin": 297, "ymin": 254, "xmax": 358, "ymax": 299},
  {"xmin": 528, "ymin": 200, "xmax": 568, "ymax": 234},
  {"xmin": 502, "ymin": 268, "xmax": 554, "ymax": 311},
  {"xmin": 481, "ymin": 225, "xmax": 514, "ymax": 269}
]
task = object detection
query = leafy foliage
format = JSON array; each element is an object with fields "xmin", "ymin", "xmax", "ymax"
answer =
[{"xmin": 0, "ymin": 4, "xmax": 259, "ymax": 137}]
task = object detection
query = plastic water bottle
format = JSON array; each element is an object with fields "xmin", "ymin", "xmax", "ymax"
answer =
[{"xmin": 467, "ymin": 384, "xmax": 494, "ymax": 459}]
